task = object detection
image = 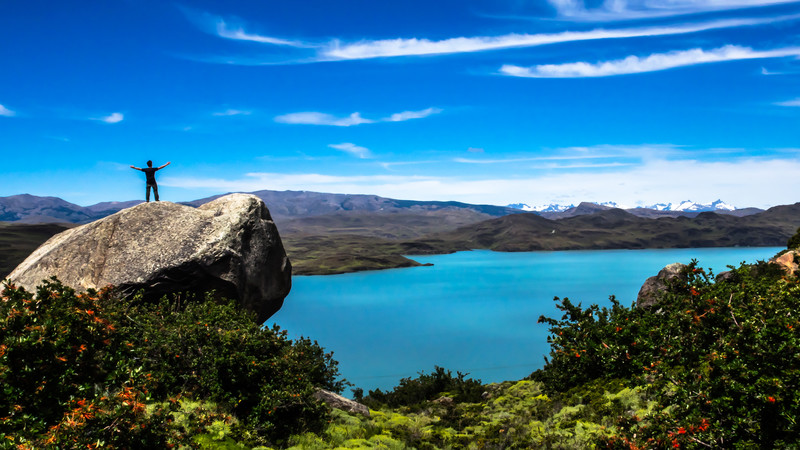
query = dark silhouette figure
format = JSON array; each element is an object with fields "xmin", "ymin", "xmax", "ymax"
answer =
[{"xmin": 130, "ymin": 160, "xmax": 171, "ymax": 202}]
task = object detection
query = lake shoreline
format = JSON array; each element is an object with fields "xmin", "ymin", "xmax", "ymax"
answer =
[
  {"xmin": 273, "ymin": 247, "xmax": 785, "ymax": 393},
  {"xmin": 289, "ymin": 243, "xmax": 785, "ymax": 276}
]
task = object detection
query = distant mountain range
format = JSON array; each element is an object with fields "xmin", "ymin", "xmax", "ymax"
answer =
[
  {"xmin": 420, "ymin": 204, "xmax": 800, "ymax": 253},
  {"xmin": 508, "ymin": 199, "xmax": 738, "ymax": 214},
  {"xmin": 2, "ymin": 191, "xmax": 799, "ymax": 277},
  {"xmin": 0, "ymin": 192, "xmax": 762, "ymax": 224}
]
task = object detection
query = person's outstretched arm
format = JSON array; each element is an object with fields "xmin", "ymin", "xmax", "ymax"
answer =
[
  {"xmin": 157, "ymin": 161, "xmax": 171, "ymax": 170},
  {"xmin": 130, "ymin": 165, "xmax": 143, "ymax": 171}
]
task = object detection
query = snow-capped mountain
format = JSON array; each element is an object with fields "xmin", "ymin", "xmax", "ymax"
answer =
[
  {"xmin": 506, "ymin": 203, "xmax": 575, "ymax": 212},
  {"xmin": 671, "ymin": 200, "xmax": 735, "ymax": 212},
  {"xmin": 642, "ymin": 203, "xmax": 672, "ymax": 211},
  {"xmin": 595, "ymin": 201, "xmax": 620, "ymax": 209},
  {"xmin": 508, "ymin": 200, "xmax": 737, "ymax": 213}
]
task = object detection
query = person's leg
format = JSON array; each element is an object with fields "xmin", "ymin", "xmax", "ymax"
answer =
[
  {"xmin": 146, "ymin": 185, "xmax": 151, "ymax": 202},
  {"xmin": 153, "ymin": 183, "xmax": 159, "ymax": 201}
]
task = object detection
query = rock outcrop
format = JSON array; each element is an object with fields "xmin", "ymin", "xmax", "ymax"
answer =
[
  {"xmin": 636, "ymin": 263, "xmax": 687, "ymax": 308},
  {"xmin": 8, "ymin": 194, "xmax": 291, "ymax": 323},
  {"xmin": 313, "ymin": 389, "xmax": 370, "ymax": 417},
  {"xmin": 771, "ymin": 250, "xmax": 800, "ymax": 276}
]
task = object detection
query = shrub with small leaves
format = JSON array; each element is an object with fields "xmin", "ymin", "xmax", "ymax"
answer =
[
  {"xmin": 1, "ymin": 278, "xmax": 346, "ymax": 448},
  {"xmin": 360, "ymin": 366, "xmax": 484, "ymax": 410},
  {"xmin": 535, "ymin": 258, "xmax": 800, "ymax": 447},
  {"xmin": 788, "ymin": 226, "xmax": 800, "ymax": 250}
]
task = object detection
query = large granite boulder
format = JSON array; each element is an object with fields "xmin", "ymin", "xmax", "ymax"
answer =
[
  {"xmin": 7, "ymin": 194, "xmax": 291, "ymax": 323},
  {"xmin": 636, "ymin": 263, "xmax": 687, "ymax": 308}
]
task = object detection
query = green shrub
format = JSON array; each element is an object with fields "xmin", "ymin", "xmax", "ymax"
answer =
[
  {"xmin": 535, "ymin": 260, "xmax": 800, "ymax": 447},
  {"xmin": 107, "ymin": 292, "xmax": 346, "ymax": 445},
  {"xmin": 789, "ymin": 226, "xmax": 800, "ymax": 250},
  {"xmin": 0, "ymin": 278, "xmax": 184, "ymax": 448},
  {"xmin": 360, "ymin": 366, "xmax": 484, "ymax": 409},
  {"xmin": 0, "ymin": 278, "xmax": 346, "ymax": 448}
]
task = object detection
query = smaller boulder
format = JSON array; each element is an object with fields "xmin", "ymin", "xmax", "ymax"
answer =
[
  {"xmin": 715, "ymin": 270, "xmax": 736, "ymax": 284},
  {"xmin": 770, "ymin": 250, "xmax": 800, "ymax": 276},
  {"xmin": 431, "ymin": 396, "xmax": 454, "ymax": 407},
  {"xmin": 313, "ymin": 389, "xmax": 370, "ymax": 417},
  {"xmin": 636, "ymin": 263, "xmax": 687, "ymax": 308}
]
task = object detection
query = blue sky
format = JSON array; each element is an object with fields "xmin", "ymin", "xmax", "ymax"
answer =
[{"xmin": 1, "ymin": 0, "xmax": 799, "ymax": 209}]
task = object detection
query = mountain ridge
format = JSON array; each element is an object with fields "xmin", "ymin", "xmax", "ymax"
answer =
[{"xmin": 0, "ymin": 192, "xmax": 766, "ymax": 224}]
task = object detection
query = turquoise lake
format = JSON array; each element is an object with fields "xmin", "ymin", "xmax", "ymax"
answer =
[{"xmin": 268, "ymin": 247, "xmax": 784, "ymax": 394}]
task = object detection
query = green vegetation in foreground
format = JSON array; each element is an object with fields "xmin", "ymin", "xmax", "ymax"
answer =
[
  {"xmin": 2, "ymin": 229, "xmax": 799, "ymax": 448},
  {"xmin": 0, "ymin": 280, "xmax": 344, "ymax": 448}
]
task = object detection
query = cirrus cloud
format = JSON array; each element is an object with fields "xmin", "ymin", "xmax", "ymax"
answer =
[
  {"xmin": 213, "ymin": 109, "xmax": 252, "ymax": 116},
  {"xmin": 500, "ymin": 45, "xmax": 800, "ymax": 78},
  {"xmin": 318, "ymin": 16, "xmax": 789, "ymax": 60},
  {"xmin": 548, "ymin": 0, "xmax": 800, "ymax": 21},
  {"xmin": 275, "ymin": 112, "xmax": 373, "ymax": 127},
  {"xmin": 94, "ymin": 112, "xmax": 124, "ymax": 124},
  {"xmin": 329, "ymin": 142, "xmax": 372, "ymax": 159},
  {"xmin": 384, "ymin": 107, "xmax": 442, "ymax": 122},
  {"xmin": 776, "ymin": 98, "xmax": 800, "ymax": 106},
  {"xmin": 189, "ymin": 8, "xmax": 797, "ymax": 63},
  {"xmin": 0, "ymin": 104, "xmax": 15, "ymax": 117},
  {"xmin": 275, "ymin": 107, "xmax": 441, "ymax": 126},
  {"xmin": 215, "ymin": 19, "xmax": 309, "ymax": 47}
]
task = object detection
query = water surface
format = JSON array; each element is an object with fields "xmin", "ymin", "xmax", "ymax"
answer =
[{"xmin": 269, "ymin": 247, "xmax": 783, "ymax": 393}]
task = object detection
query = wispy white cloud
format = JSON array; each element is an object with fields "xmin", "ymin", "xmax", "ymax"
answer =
[
  {"xmin": 776, "ymin": 98, "xmax": 800, "ymax": 106},
  {"xmin": 275, "ymin": 112, "xmax": 373, "ymax": 127},
  {"xmin": 0, "ymin": 104, "xmax": 16, "ymax": 117},
  {"xmin": 275, "ymin": 107, "xmax": 441, "ymax": 126},
  {"xmin": 501, "ymin": 45, "xmax": 800, "ymax": 78},
  {"xmin": 212, "ymin": 109, "xmax": 251, "ymax": 116},
  {"xmin": 190, "ymin": 8, "xmax": 798, "ymax": 64},
  {"xmin": 94, "ymin": 112, "xmax": 124, "ymax": 124},
  {"xmin": 761, "ymin": 66, "xmax": 784, "ymax": 75},
  {"xmin": 162, "ymin": 156, "xmax": 800, "ymax": 209},
  {"xmin": 319, "ymin": 16, "xmax": 790, "ymax": 60},
  {"xmin": 454, "ymin": 151, "xmax": 635, "ymax": 164},
  {"xmin": 548, "ymin": 0, "xmax": 800, "ymax": 21},
  {"xmin": 384, "ymin": 107, "xmax": 442, "ymax": 122},
  {"xmin": 329, "ymin": 142, "xmax": 373, "ymax": 159},
  {"xmin": 215, "ymin": 19, "xmax": 310, "ymax": 47},
  {"xmin": 379, "ymin": 160, "xmax": 443, "ymax": 169},
  {"xmin": 533, "ymin": 162, "xmax": 634, "ymax": 169}
]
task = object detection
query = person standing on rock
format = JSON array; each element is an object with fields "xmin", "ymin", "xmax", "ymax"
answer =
[{"xmin": 130, "ymin": 160, "xmax": 170, "ymax": 202}]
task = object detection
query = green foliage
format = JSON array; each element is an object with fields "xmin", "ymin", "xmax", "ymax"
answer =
[
  {"xmin": 108, "ymin": 293, "xmax": 345, "ymax": 445},
  {"xmin": 282, "ymin": 378, "xmax": 651, "ymax": 449},
  {"xmin": 0, "ymin": 278, "xmax": 184, "ymax": 448},
  {"xmin": 535, "ymin": 259, "xmax": 800, "ymax": 448},
  {"xmin": 360, "ymin": 366, "xmax": 484, "ymax": 409},
  {"xmin": 0, "ymin": 278, "xmax": 345, "ymax": 448},
  {"xmin": 789, "ymin": 226, "xmax": 800, "ymax": 250}
]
